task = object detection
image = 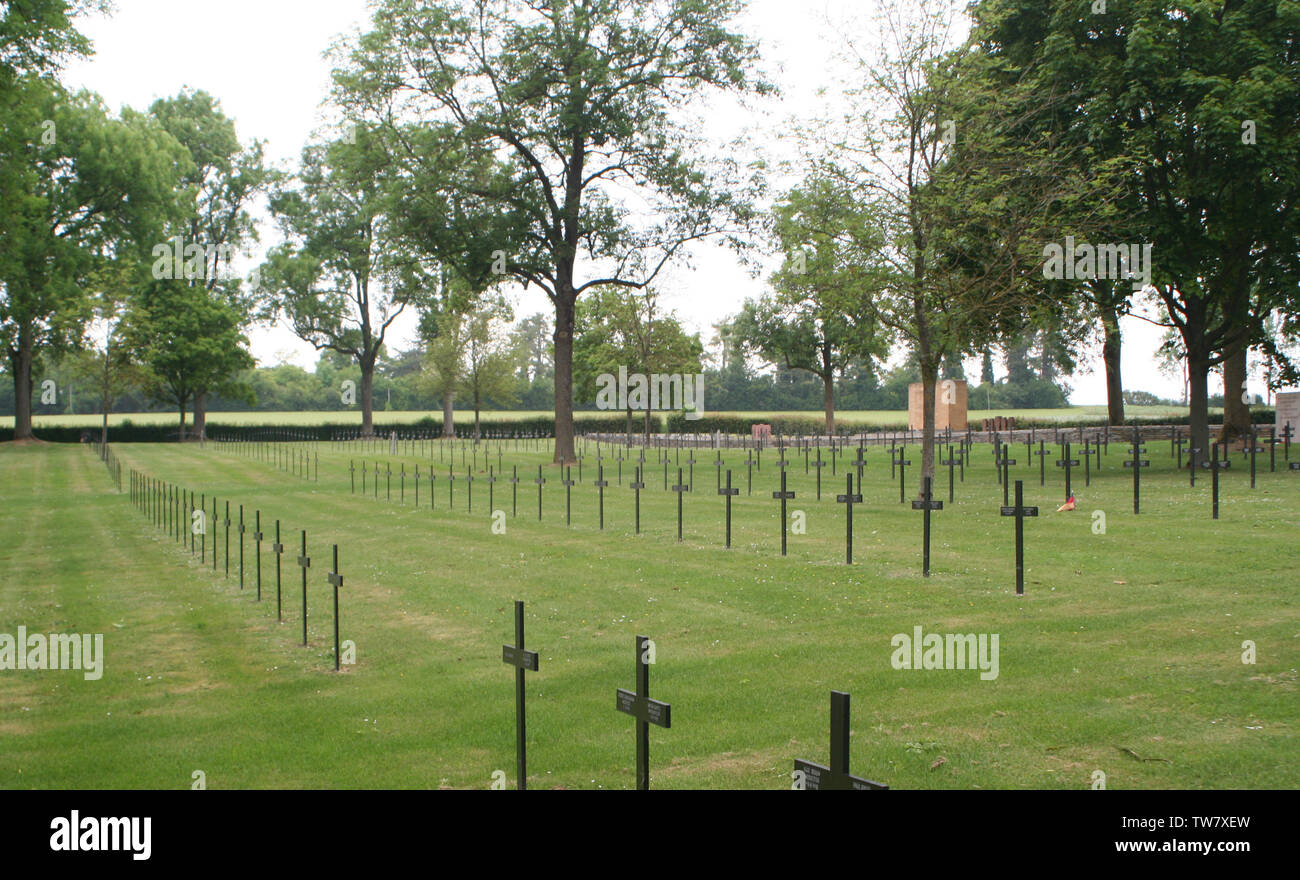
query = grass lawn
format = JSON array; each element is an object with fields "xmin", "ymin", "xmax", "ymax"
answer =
[
  {"xmin": 2, "ymin": 403, "xmax": 1220, "ymax": 430},
  {"xmin": 1, "ymin": 434, "xmax": 1295, "ymax": 789}
]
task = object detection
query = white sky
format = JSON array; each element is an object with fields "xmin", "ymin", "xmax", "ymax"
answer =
[{"xmin": 60, "ymin": 0, "xmax": 1278, "ymax": 405}]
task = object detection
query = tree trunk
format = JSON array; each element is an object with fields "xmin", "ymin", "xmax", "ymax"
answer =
[
  {"xmin": 1220, "ymin": 344, "xmax": 1250, "ymax": 445},
  {"xmin": 474, "ymin": 389, "xmax": 481, "ymax": 442},
  {"xmin": 177, "ymin": 401, "xmax": 187, "ymax": 442},
  {"xmin": 919, "ymin": 357, "xmax": 939, "ymax": 484},
  {"xmin": 359, "ymin": 360, "xmax": 375, "ymax": 437},
  {"xmin": 11, "ymin": 323, "xmax": 35, "ymax": 441},
  {"xmin": 442, "ymin": 390, "xmax": 456, "ymax": 439},
  {"xmin": 1100, "ymin": 307, "xmax": 1125, "ymax": 425},
  {"xmin": 552, "ymin": 293, "xmax": 576, "ymax": 464},
  {"xmin": 100, "ymin": 343, "xmax": 111, "ymax": 450},
  {"xmin": 193, "ymin": 391, "xmax": 207, "ymax": 443},
  {"xmin": 822, "ymin": 373, "xmax": 835, "ymax": 435},
  {"xmin": 1187, "ymin": 349, "xmax": 1211, "ymax": 465}
]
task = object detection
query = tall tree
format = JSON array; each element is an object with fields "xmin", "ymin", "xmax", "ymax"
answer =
[
  {"xmin": 125, "ymin": 278, "xmax": 254, "ymax": 438},
  {"xmin": 574, "ymin": 287, "xmax": 703, "ymax": 438},
  {"xmin": 970, "ymin": 0, "xmax": 1300, "ymax": 456},
  {"xmin": 333, "ymin": 0, "xmax": 769, "ymax": 464},
  {"xmin": 810, "ymin": 0, "xmax": 1061, "ymax": 480},
  {"xmin": 752, "ymin": 177, "xmax": 891, "ymax": 433},
  {"xmin": 149, "ymin": 89, "xmax": 267, "ymax": 440},
  {"xmin": 1, "ymin": 84, "xmax": 190, "ymax": 440},
  {"xmin": 460, "ymin": 303, "xmax": 523, "ymax": 441},
  {"xmin": 260, "ymin": 129, "xmax": 421, "ymax": 436}
]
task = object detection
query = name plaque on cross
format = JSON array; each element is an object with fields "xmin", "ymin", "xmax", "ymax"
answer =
[{"xmin": 616, "ymin": 634, "xmax": 673, "ymax": 790}]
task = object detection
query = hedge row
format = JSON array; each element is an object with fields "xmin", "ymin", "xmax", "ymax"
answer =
[
  {"xmin": 1, "ymin": 408, "xmax": 1279, "ymax": 443},
  {"xmin": 666, "ymin": 409, "xmax": 1280, "ymax": 436},
  {"xmin": 0, "ymin": 414, "xmax": 636, "ymax": 443}
]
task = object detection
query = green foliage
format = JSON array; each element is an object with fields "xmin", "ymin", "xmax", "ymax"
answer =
[
  {"xmin": 123, "ymin": 280, "xmax": 254, "ymax": 433},
  {"xmin": 573, "ymin": 288, "xmax": 703, "ymax": 408},
  {"xmin": 333, "ymin": 0, "xmax": 771, "ymax": 458},
  {"xmin": 1, "ymin": 77, "xmax": 192, "ymax": 438}
]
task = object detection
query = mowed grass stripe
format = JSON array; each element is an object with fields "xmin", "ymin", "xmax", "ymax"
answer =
[{"xmin": 3, "ymin": 440, "xmax": 1296, "ymax": 788}]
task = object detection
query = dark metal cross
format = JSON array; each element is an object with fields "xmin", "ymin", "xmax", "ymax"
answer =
[
  {"xmin": 630, "ymin": 466, "xmax": 645, "ymax": 535},
  {"xmin": 1035, "ymin": 440, "xmax": 1049, "ymax": 486},
  {"xmin": 1246, "ymin": 430, "xmax": 1263, "ymax": 488},
  {"xmin": 509, "ymin": 465, "xmax": 519, "ymax": 517},
  {"xmin": 253, "ymin": 511, "xmax": 263, "ymax": 602},
  {"xmin": 328, "ymin": 545, "xmax": 343, "ymax": 671},
  {"xmin": 894, "ymin": 452, "xmax": 911, "ymax": 504},
  {"xmin": 672, "ymin": 468, "xmax": 689, "ymax": 542},
  {"xmin": 941, "ymin": 446, "xmax": 958, "ymax": 503},
  {"xmin": 997, "ymin": 449, "xmax": 1017, "ymax": 508},
  {"xmin": 773, "ymin": 469, "xmax": 795, "ymax": 557},
  {"xmin": 1055, "ymin": 441, "xmax": 1079, "ymax": 500},
  {"xmin": 615, "ymin": 635, "xmax": 672, "ymax": 791},
  {"xmin": 562, "ymin": 466, "xmax": 575, "ymax": 525},
  {"xmin": 911, "ymin": 475, "xmax": 943, "ymax": 577},
  {"xmin": 1207, "ymin": 441, "xmax": 1231, "ymax": 519},
  {"xmin": 238, "ymin": 504, "xmax": 246, "ymax": 590},
  {"xmin": 272, "ymin": 520, "xmax": 284, "ymax": 622},
  {"xmin": 297, "ymin": 530, "xmax": 310, "ymax": 645},
  {"xmin": 594, "ymin": 464, "xmax": 608, "ymax": 529},
  {"xmin": 224, "ymin": 500, "xmax": 230, "ymax": 577},
  {"xmin": 793, "ymin": 691, "xmax": 888, "ymax": 791},
  {"xmin": 836, "ymin": 474, "xmax": 863, "ymax": 565},
  {"xmin": 812, "ymin": 451, "xmax": 827, "ymax": 500},
  {"xmin": 852, "ymin": 444, "xmax": 867, "ymax": 497},
  {"xmin": 999, "ymin": 480, "xmax": 1038, "ymax": 596},
  {"xmin": 534, "ymin": 465, "xmax": 546, "ymax": 521},
  {"xmin": 502, "ymin": 600, "xmax": 539, "ymax": 791},
  {"xmin": 719, "ymin": 469, "xmax": 739, "ymax": 548},
  {"xmin": 1123, "ymin": 435, "xmax": 1148, "ymax": 514}
]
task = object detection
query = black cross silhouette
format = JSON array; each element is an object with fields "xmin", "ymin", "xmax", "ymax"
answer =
[
  {"xmin": 836, "ymin": 474, "xmax": 863, "ymax": 564},
  {"xmin": 616, "ymin": 635, "xmax": 672, "ymax": 791},
  {"xmin": 911, "ymin": 475, "xmax": 943, "ymax": 577},
  {"xmin": 502, "ymin": 600, "xmax": 539, "ymax": 790},
  {"xmin": 793, "ymin": 691, "xmax": 887, "ymax": 790},
  {"xmin": 672, "ymin": 468, "xmax": 689, "ymax": 542},
  {"xmin": 297, "ymin": 530, "xmax": 310, "ymax": 645},
  {"xmin": 328, "ymin": 545, "xmax": 343, "ymax": 671},
  {"xmin": 999, "ymin": 480, "xmax": 1037, "ymax": 596}
]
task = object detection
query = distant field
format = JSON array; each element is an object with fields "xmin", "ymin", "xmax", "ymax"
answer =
[{"xmin": 1, "ymin": 404, "xmax": 1213, "ymax": 430}]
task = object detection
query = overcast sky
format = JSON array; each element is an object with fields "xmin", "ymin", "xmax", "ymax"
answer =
[{"xmin": 60, "ymin": 0, "xmax": 1275, "ymax": 405}]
